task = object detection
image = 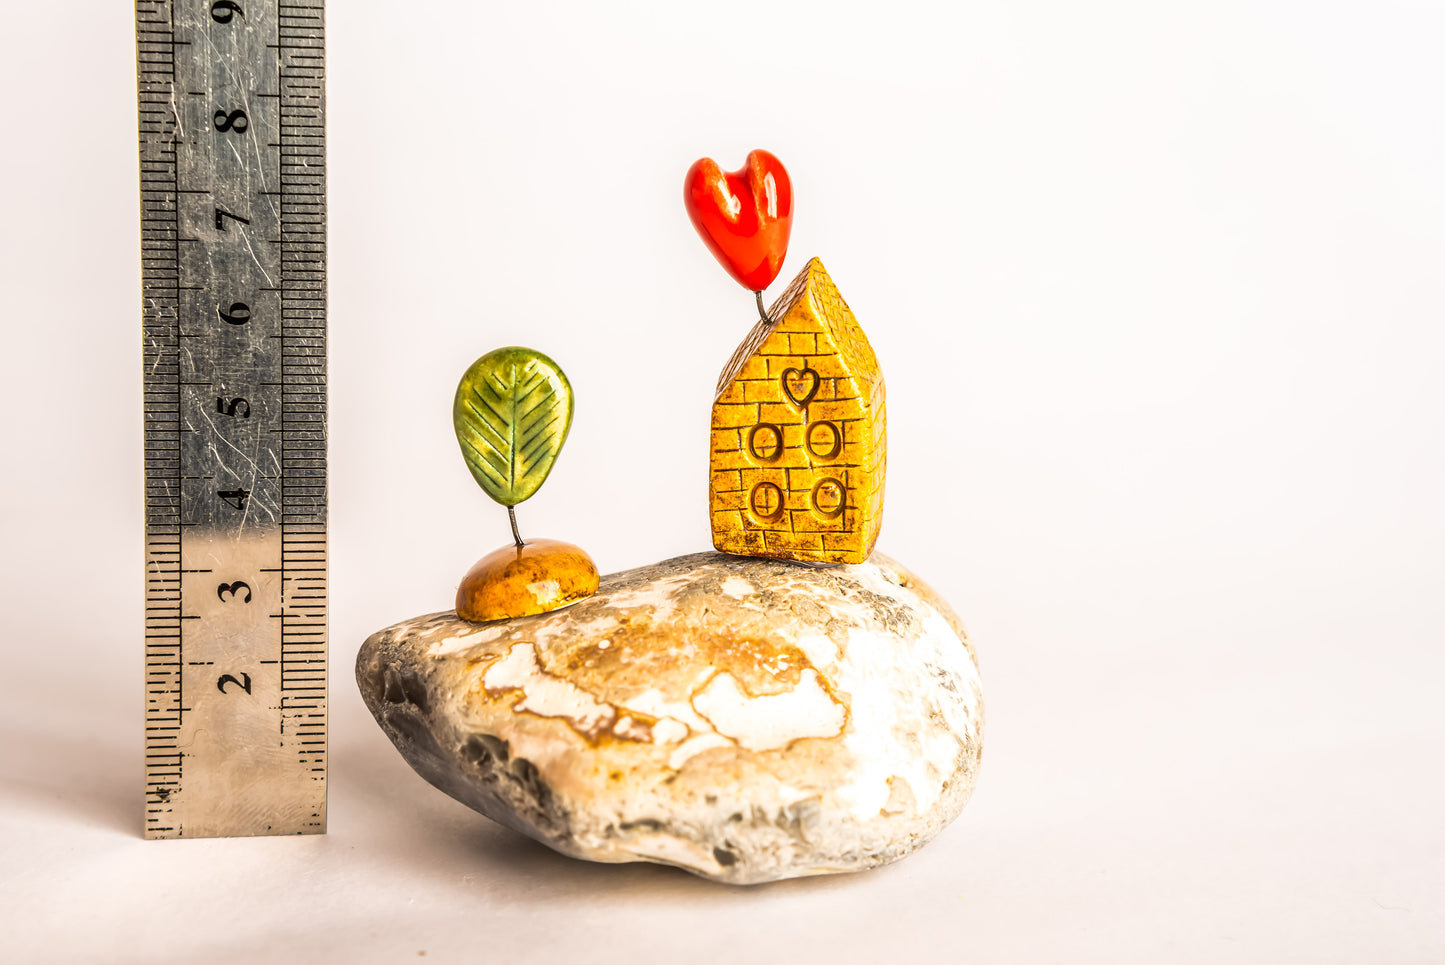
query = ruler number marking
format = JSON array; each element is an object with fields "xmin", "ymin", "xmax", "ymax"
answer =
[
  {"xmin": 216, "ymin": 488, "xmax": 251, "ymax": 511},
  {"xmin": 217, "ymin": 580, "xmax": 252, "ymax": 603},
  {"xmin": 217, "ymin": 301, "xmax": 251, "ymax": 324},
  {"xmin": 213, "ymin": 207, "xmax": 251, "ymax": 231},
  {"xmin": 213, "ymin": 108, "xmax": 249, "ymax": 134},
  {"xmin": 211, "ymin": 1, "xmax": 244, "ymax": 23},
  {"xmin": 217, "ymin": 673, "xmax": 253, "ymax": 695}
]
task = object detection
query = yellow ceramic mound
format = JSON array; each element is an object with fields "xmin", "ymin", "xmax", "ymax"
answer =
[{"xmin": 456, "ymin": 539, "xmax": 599, "ymax": 623}]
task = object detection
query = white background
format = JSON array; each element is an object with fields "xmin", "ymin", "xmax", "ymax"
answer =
[{"xmin": 2, "ymin": 1, "xmax": 1443, "ymax": 961}]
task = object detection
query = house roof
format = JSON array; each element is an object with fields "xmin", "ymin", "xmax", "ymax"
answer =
[{"xmin": 714, "ymin": 257, "xmax": 881, "ymax": 398}]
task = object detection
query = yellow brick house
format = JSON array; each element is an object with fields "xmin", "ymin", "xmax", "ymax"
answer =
[{"xmin": 709, "ymin": 257, "xmax": 886, "ymax": 564}]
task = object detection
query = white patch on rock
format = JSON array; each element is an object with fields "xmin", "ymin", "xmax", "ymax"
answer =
[
  {"xmin": 621, "ymin": 688, "xmax": 713, "ymax": 735},
  {"xmin": 613, "ymin": 715, "xmax": 651, "ymax": 742},
  {"xmin": 522, "ymin": 613, "xmax": 622, "ymax": 656},
  {"xmin": 721, "ymin": 575, "xmax": 753, "ymax": 599},
  {"xmin": 482, "ymin": 643, "xmax": 615, "ymax": 734},
  {"xmin": 650, "ymin": 717, "xmax": 690, "ymax": 745},
  {"xmin": 595, "ymin": 575, "xmax": 691, "ymax": 624},
  {"xmin": 788, "ymin": 628, "xmax": 839, "ymax": 672},
  {"xmin": 827, "ymin": 566, "xmax": 983, "ymax": 821},
  {"xmin": 427, "ymin": 624, "xmax": 507, "ymax": 657},
  {"xmin": 692, "ymin": 669, "xmax": 846, "ymax": 750},
  {"xmin": 667, "ymin": 732, "xmax": 734, "ymax": 769}
]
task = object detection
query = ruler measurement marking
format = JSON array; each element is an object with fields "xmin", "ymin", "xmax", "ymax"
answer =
[{"xmin": 139, "ymin": 0, "xmax": 182, "ymax": 833}]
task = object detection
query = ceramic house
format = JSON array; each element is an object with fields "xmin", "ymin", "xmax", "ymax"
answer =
[{"xmin": 709, "ymin": 257, "xmax": 886, "ymax": 564}]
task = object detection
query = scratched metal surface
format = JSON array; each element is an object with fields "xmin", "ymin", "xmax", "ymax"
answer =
[{"xmin": 138, "ymin": 0, "xmax": 327, "ymax": 838}]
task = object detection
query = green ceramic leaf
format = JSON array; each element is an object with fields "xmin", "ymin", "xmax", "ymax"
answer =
[{"xmin": 453, "ymin": 346, "xmax": 574, "ymax": 507}]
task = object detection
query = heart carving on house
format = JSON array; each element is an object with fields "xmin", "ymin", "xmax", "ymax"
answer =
[{"xmin": 782, "ymin": 367, "xmax": 820, "ymax": 408}]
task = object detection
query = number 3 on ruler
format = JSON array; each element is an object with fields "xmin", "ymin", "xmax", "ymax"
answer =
[{"xmin": 217, "ymin": 580, "xmax": 252, "ymax": 603}]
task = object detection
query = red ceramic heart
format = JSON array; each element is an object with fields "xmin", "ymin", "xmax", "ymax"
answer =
[{"xmin": 684, "ymin": 149, "xmax": 793, "ymax": 292}]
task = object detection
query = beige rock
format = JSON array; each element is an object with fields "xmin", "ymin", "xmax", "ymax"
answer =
[{"xmin": 356, "ymin": 551, "xmax": 984, "ymax": 884}]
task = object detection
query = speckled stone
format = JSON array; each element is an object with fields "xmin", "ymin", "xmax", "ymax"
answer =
[{"xmin": 356, "ymin": 551, "xmax": 984, "ymax": 884}]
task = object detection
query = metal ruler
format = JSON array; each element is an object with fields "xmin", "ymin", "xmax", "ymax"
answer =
[{"xmin": 137, "ymin": 0, "xmax": 327, "ymax": 838}]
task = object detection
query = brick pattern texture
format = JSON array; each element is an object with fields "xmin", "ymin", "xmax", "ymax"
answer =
[{"xmin": 709, "ymin": 258, "xmax": 886, "ymax": 564}]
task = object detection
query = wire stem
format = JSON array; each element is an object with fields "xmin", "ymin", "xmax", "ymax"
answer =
[
  {"xmin": 754, "ymin": 290, "xmax": 768, "ymax": 323},
  {"xmin": 508, "ymin": 506, "xmax": 523, "ymax": 547}
]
